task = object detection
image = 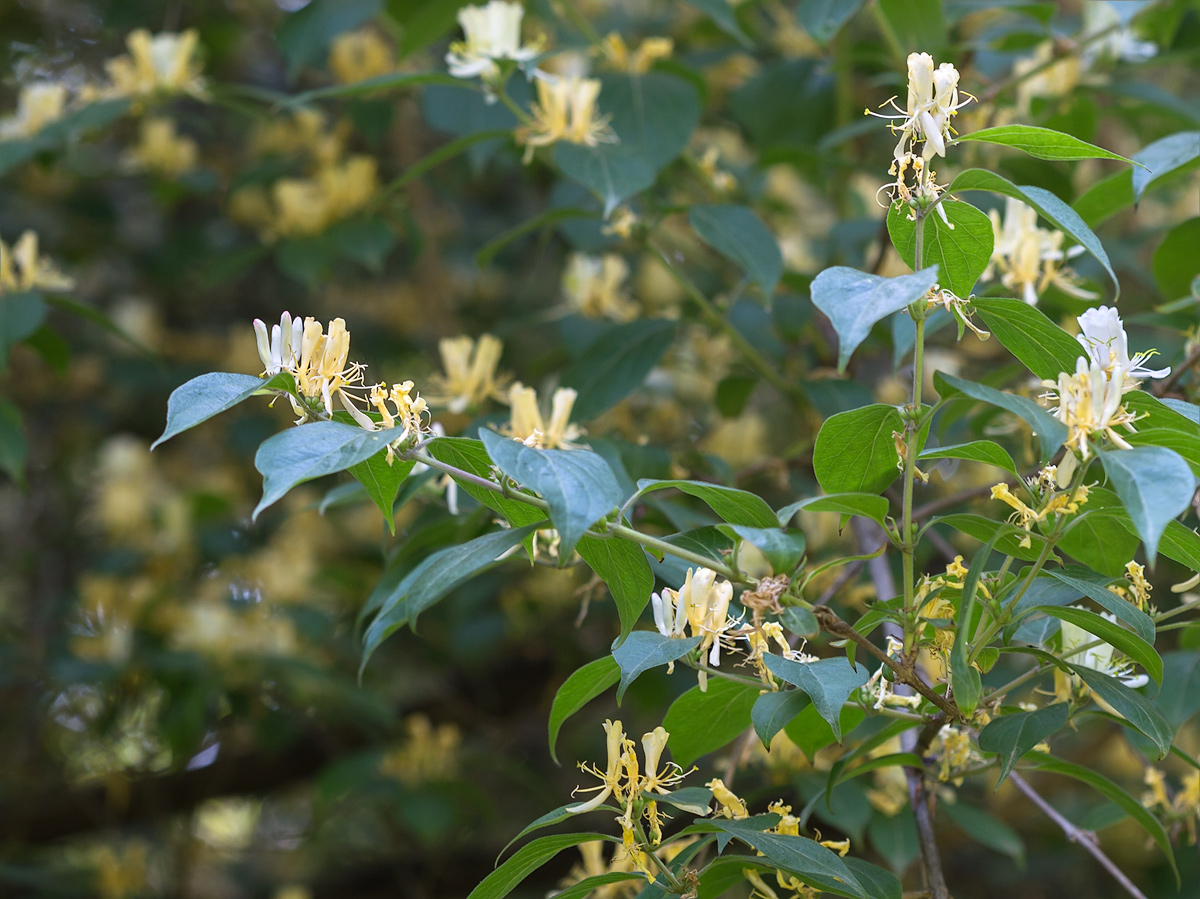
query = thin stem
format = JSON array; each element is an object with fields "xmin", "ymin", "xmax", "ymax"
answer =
[
  {"xmin": 649, "ymin": 243, "xmax": 803, "ymax": 403},
  {"xmin": 1154, "ymin": 595, "xmax": 1200, "ymax": 623},
  {"xmin": 1009, "ymin": 772, "xmax": 1151, "ymax": 899},
  {"xmin": 908, "ymin": 770, "xmax": 950, "ymax": 899},
  {"xmin": 901, "ymin": 209, "xmax": 927, "ymax": 657},
  {"xmin": 630, "ymin": 814, "xmax": 684, "ymax": 892}
]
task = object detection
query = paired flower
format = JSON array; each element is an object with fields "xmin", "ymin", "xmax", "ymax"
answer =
[
  {"xmin": 1043, "ymin": 356, "xmax": 1139, "ymax": 460},
  {"xmin": 0, "ymin": 231, "xmax": 74, "ymax": 294},
  {"xmin": 984, "ymin": 198, "xmax": 1095, "ymax": 306},
  {"xmin": 1076, "ymin": 305, "xmax": 1170, "ymax": 388},
  {"xmin": 426, "ymin": 334, "xmax": 509, "ymax": 414},
  {"xmin": 506, "ymin": 383, "xmax": 583, "ymax": 449},
  {"xmin": 562, "ymin": 253, "xmax": 638, "ymax": 322},
  {"xmin": 328, "ymin": 28, "xmax": 395, "ymax": 85},
  {"xmin": 1055, "ymin": 607, "xmax": 1149, "ymax": 704},
  {"xmin": 230, "ymin": 155, "xmax": 379, "ymax": 240},
  {"xmin": 989, "ymin": 477, "xmax": 1089, "ymax": 543},
  {"xmin": 651, "ymin": 567, "xmax": 738, "ymax": 676},
  {"xmin": 519, "ymin": 74, "xmax": 615, "ymax": 161},
  {"xmin": 122, "ymin": 117, "xmax": 198, "ymax": 178},
  {"xmin": 446, "ymin": 0, "xmax": 542, "ymax": 82},
  {"xmin": 599, "ymin": 33, "xmax": 674, "ymax": 75},
  {"xmin": 0, "ymin": 82, "xmax": 68, "ymax": 140},
  {"xmin": 95, "ymin": 29, "xmax": 207, "ymax": 100}
]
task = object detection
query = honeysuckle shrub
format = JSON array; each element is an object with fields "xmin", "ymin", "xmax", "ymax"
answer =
[{"xmin": 2, "ymin": 1, "xmax": 1200, "ymax": 898}]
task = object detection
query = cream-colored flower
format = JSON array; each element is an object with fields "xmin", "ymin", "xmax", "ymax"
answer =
[
  {"xmin": 100, "ymin": 29, "xmax": 206, "ymax": 99},
  {"xmin": 519, "ymin": 75, "xmax": 615, "ymax": 161},
  {"xmin": 867, "ymin": 52, "xmax": 971, "ymax": 164},
  {"xmin": 506, "ymin": 383, "xmax": 583, "ymax": 449},
  {"xmin": 328, "ymin": 28, "xmax": 395, "ymax": 85},
  {"xmin": 446, "ymin": 1, "xmax": 541, "ymax": 81},
  {"xmin": 0, "ymin": 82, "xmax": 68, "ymax": 140},
  {"xmin": 426, "ymin": 334, "xmax": 509, "ymax": 413},
  {"xmin": 984, "ymin": 198, "xmax": 1096, "ymax": 305},
  {"xmin": 0, "ymin": 231, "xmax": 74, "ymax": 294},
  {"xmin": 1042, "ymin": 356, "xmax": 1138, "ymax": 459},
  {"xmin": 599, "ymin": 33, "xmax": 673, "ymax": 74},
  {"xmin": 122, "ymin": 117, "xmax": 198, "ymax": 178},
  {"xmin": 562, "ymin": 253, "xmax": 637, "ymax": 321}
]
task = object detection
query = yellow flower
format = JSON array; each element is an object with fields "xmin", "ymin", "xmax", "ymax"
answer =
[
  {"xmin": 568, "ymin": 719, "xmax": 688, "ymax": 817},
  {"xmin": 600, "ymin": 33, "xmax": 674, "ymax": 74},
  {"xmin": 426, "ymin": 334, "xmax": 509, "ymax": 413},
  {"xmin": 520, "ymin": 75, "xmax": 615, "ymax": 162},
  {"xmin": 1122, "ymin": 560, "xmax": 1153, "ymax": 612},
  {"xmin": 328, "ymin": 28, "xmax": 395, "ymax": 85},
  {"xmin": 706, "ymin": 777, "xmax": 749, "ymax": 819},
  {"xmin": 506, "ymin": 383, "xmax": 583, "ymax": 448},
  {"xmin": 0, "ymin": 81, "xmax": 68, "ymax": 139},
  {"xmin": 984, "ymin": 198, "xmax": 1097, "ymax": 306},
  {"xmin": 0, "ymin": 231, "xmax": 74, "ymax": 294},
  {"xmin": 101, "ymin": 29, "xmax": 206, "ymax": 99},
  {"xmin": 317, "ymin": 154, "xmax": 379, "ymax": 219},
  {"xmin": 1042, "ymin": 357, "xmax": 1139, "ymax": 459},
  {"xmin": 562, "ymin": 253, "xmax": 637, "ymax": 321},
  {"xmin": 123, "ymin": 117, "xmax": 198, "ymax": 178},
  {"xmin": 272, "ymin": 178, "xmax": 332, "ymax": 237}
]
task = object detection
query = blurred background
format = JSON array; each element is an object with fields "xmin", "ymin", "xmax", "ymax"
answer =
[{"xmin": 0, "ymin": 0, "xmax": 1198, "ymax": 897}]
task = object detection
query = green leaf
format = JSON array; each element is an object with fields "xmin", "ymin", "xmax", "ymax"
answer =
[
  {"xmin": 630, "ymin": 479, "xmax": 778, "ymax": 528},
  {"xmin": 576, "ymin": 534, "xmax": 655, "ymax": 644},
  {"xmin": 934, "ymin": 514, "xmax": 1049, "ymax": 562},
  {"xmin": 1058, "ymin": 508, "xmax": 1141, "ymax": 578},
  {"xmin": 544, "ymin": 873, "xmax": 644, "ymax": 899},
  {"xmin": 952, "ymin": 125, "xmax": 1132, "ymax": 163},
  {"xmin": 810, "ymin": 267, "xmax": 940, "ymax": 372},
  {"xmin": 886, "ymin": 201, "xmax": 994, "ymax": 297},
  {"xmin": 556, "ymin": 145, "xmax": 654, "ymax": 218},
  {"xmin": 1025, "ymin": 751, "xmax": 1178, "ymax": 883},
  {"xmin": 1098, "ymin": 446, "xmax": 1196, "ymax": 562},
  {"xmin": 752, "ymin": 689, "xmax": 811, "ymax": 748},
  {"xmin": 561, "ymin": 319, "xmax": 675, "ymax": 420},
  {"xmin": 777, "ymin": 493, "xmax": 890, "ymax": 527},
  {"xmin": 611, "ymin": 631, "xmax": 701, "ymax": 702},
  {"xmin": 425, "ymin": 437, "xmax": 544, "ymax": 534},
  {"xmin": 878, "ymin": 0, "xmax": 946, "ymax": 54},
  {"xmin": 689, "ymin": 204, "xmax": 783, "ymax": 300},
  {"xmin": 347, "ymin": 453, "xmax": 413, "ymax": 535},
  {"xmin": 0, "ymin": 99, "xmax": 130, "ymax": 176},
  {"xmin": 978, "ymin": 702, "xmax": 1069, "ymax": 786},
  {"xmin": 948, "ymin": 169, "xmax": 1118, "ymax": 297},
  {"xmin": 934, "ymin": 371, "xmax": 1067, "ymax": 460},
  {"xmin": 0, "ymin": 398, "xmax": 26, "ymax": 484},
  {"xmin": 1069, "ymin": 665, "xmax": 1171, "ymax": 757},
  {"xmin": 1045, "ymin": 606, "xmax": 1161, "ymax": 684},
  {"xmin": 465, "ymin": 832, "xmax": 613, "ymax": 899},
  {"xmin": 720, "ymin": 525, "xmax": 806, "ymax": 575},
  {"xmin": 797, "ymin": 0, "xmax": 866, "ymax": 45},
  {"xmin": 918, "ymin": 440, "xmax": 1019, "ymax": 477},
  {"xmin": 283, "ymin": 71, "xmax": 464, "ymax": 106},
  {"xmin": 1038, "ymin": 568, "xmax": 1155, "ymax": 644},
  {"xmin": 275, "ymin": 0, "xmax": 383, "ymax": 77},
  {"xmin": 813, "ymin": 404, "xmax": 903, "ymax": 496},
  {"xmin": 842, "ymin": 857, "xmax": 902, "ymax": 899},
  {"xmin": 1133, "ymin": 131, "xmax": 1200, "ymax": 202},
  {"xmin": 153, "ymin": 371, "xmax": 295, "ymax": 450},
  {"xmin": 785, "ymin": 704, "xmax": 866, "ymax": 762},
  {"xmin": 254, "ymin": 420, "xmax": 405, "ymax": 518},
  {"xmin": 0, "ymin": 292, "xmax": 47, "ymax": 366},
  {"xmin": 707, "ymin": 817, "xmax": 867, "ymax": 899},
  {"xmin": 361, "ymin": 523, "xmax": 542, "ymax": 670},
  {"xmin": 781, "ymin": 607, "xmax": 820, "ymax": 639},
  {"xmin": 663, "ymin": 678, "xmax": 759, "ymax": 768},
  {"xmin": 480, "ymin": 429, "xmax": 622, "ymax": 557},
  {"xmin": 682, "ymin": 0, "xmax": 752, "ymax": 45},
  {"xmin": 941, "ymin": 802, "xmax": 1025, "ymax": 866},
  {"xmin": 1155, "ymin": 652, "xmax": 1200, "ymax": 730},
  {"xmin": 761, "ymin": 654, "xmax": 869, "ymax": 741},
  {"xmin": 970, "ymin": 298, "xmax": 1086, "ymax": 380},
  {"xmin": 547, "ymin": 656, "xmax": 620, "ymax": 764},
  {"xmin": 1153, "ymin": 217, "xmax": 1200, "ymax": 302}
]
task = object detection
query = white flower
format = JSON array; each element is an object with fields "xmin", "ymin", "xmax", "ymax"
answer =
[
  {"xmin": 253, "ymin": 311, "xmax": 303, "ymax": 377},
  {"xmin": 1060, "ymin": 607, "xmax": 1149, "ymax": 688},
  {"xmin": 867, "ymin": 52, "xmax": 972, "ymax": 164},
  {"xmin": 1083, "ymin": 1, "xmax": 1157, "ymax": 66},
  {"xmin": 445, "ymin": 1, "xmax": 541, "ymax": 81},
  {"xmin": 1042, "ymin": 356, "xmax": 1138, "ymax": 459},
  {"xmin": 1076, "ymin": 305, "xmax": 1170, "ymax": 387}
]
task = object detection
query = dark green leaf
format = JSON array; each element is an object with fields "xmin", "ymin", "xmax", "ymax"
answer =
[
  {"xmin": 426, "ymin": 437, "xmax": 545, "ymax": 534},
  {"xmin": 811, "ymin": 267, "xmax": 940, "ymax": 372},
  {"xmin": 576, "ymin": 534, "xmax": 655, "ymax": 644},
  {"xmin": 1154, "ymin": 652, "xmax": 1200, "ymax": 730},
  {"xmin": 785, "ymin": 705, "xmax": 866, "ymax": 762},
  {"xmin": 781, "ymin": 607, "xmax": 820, "ymax": 639},
  {"xmin": 798, "ymin": 0, "xmax": 866, "ymax": 44},
  {"xmin": 547, "ymin": 656, "xmax": 620, "ymax": 764},
  {"xmin": 682, "ymin": 0, "xmax": 752, "ymax": 44},
  {"xmin": 612, "ymin": 631, "xmax": 701, "ymax": 702},
  {"xmin": 1039, "ymin": 568, "xmax": 1155, "ymax": 644},
  {"xmin": 657, "ymin": 786, "xmax": 714, "ymax": 816},
  {"xmin": 934, "ymin": 514, "xmax": 1048, "ymax": 561},
  {"xmin": 953, "ymin": 125, "xmax": 1131, "ymax": 162},
  {"xmin": 978, "ymin": 703, "xmax": 1068, "ymax": 786},
  {"xmin": 813, "ymin": 404, "xmax": 904, "ymax": 496},
  {"xmin": 689, "ymin": 204, "xmax": 783, "ymax": 299},
  {"xmin": 720, "ymin": 525, "xmax": 806, "ymax": 574},
  {"xmin": 971, "ymin": 297, "xmax": 1086, "ymax": 380},
  {"xmin": 887, "ymin": 201, "xmax": 994, "ymax": 297},
  {"xmin": 842, "ymin": 857, "xmax": 902, "ymax": 899},
  {"xmin": 707, "ymin": 817, "xmax": 867, "ymax": 899},
  {"xmin": 951, "ymin": 529, "xmax": 1003, "ymax": 715},
  {"xmin": 631, "ymin": 479, "xmax": 778, "ymax": 528},
  {"xmin": 0, "ymin": 292, "xmax": 47, "ymax": 366},
  {"xmin": 878, "ymin": 0, "xmax": 946, "ymax": 54},
  {"xmin": 752, "ymin": 689, "xmax": 811, "ymax": 748},
  {"xmin": 0, "ymin": 398, "xmax": 25, "ymax": 484},
  {"xmin": 663, "ymin": 678, "xmax": 759, "ymax": 768},
  {"xmin": 562, "ymin": 319, "xmax": 675, "ymax": 420},
  {"xmin": 1046, "ymin": 605, "xmax": 1161, "ymax": 683},
  {"xmin": 466, "ymin": 832, "xmax": 613, "ymax": 899},
  {"xmin": 762, "ymin": 654, "xmax": 869, "ymax": 740},
  {"xmin": 941, "ymin": 802, "xmax": 1025, "ymax": 866},
  {"xmin": 934, "ymin": 371, "xmax": 1067, "ymax": 459},
  {"xmin": 275, "ymin": 0, "xmax": 383, "ymax": 76},
  {"xmin": 1069, "ymin": 665, "xmax": 1171, "ymax": 756},
  {"xmin": 777, "ymin": 493, "xmax": 890, "ymax": 527},
  {"xmin": 1133, "ymin": 131, "xmax": 1200, "ymax": 202},
  {"xmin": 1153, "ymin": 217, "xmax": 1200, "ymax": 302},
  {"xmin": 918, "ymin": 440, "xmax": 1019, "ymax": 477},
  {"xmin": 480, "ymin": 429, "xmax": 622, "ymax": 556},
  {"xmin": 347, "ymin": 453, "xmax": 413, "ymax": 535},
  {"xmin": 1098, "ymin": 446, "xmax": 1195, "ymax": 562},
  {"xmin": 153, "ymin": 371, "xmax": 295, "ymax": 450}
]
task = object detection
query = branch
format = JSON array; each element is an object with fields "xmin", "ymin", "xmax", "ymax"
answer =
[
  {"xmin": 1154, "ymin": 342, "xmax": 1200, "ymax": 397},
  {"xmin": 908, "ymin": 772, "xmax": 950, "ymax": 899},
  {"xmin": 1009, "ymin": 772, "xmax": 1151, "ymax": 899},
  {"xmin": 813, "ymin": 606, "xmax": 960, "ymax": 721}
]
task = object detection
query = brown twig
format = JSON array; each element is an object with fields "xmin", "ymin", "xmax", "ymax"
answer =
[
  {"xmin": 908, "ymin": 772, "xmax": 951, "ymax": 899},
  {"xmin": 1009, "ymin": 772, "xmax": 1151, "ymax": 899},
  {"xmin": 1154, "ymin": 342, "xmax": 1200, "ymax": 397}
]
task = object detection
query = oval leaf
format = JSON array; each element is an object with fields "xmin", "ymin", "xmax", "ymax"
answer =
[{"xmin": 689, "ymin": 204, "xmax": 783, "ymax": 299}]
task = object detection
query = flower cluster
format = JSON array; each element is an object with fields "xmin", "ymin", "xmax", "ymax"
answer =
[
  {"xmin": 506, "ymin": 383, "xmax": 583, "ymax": 449},
  {"xmin": 989, "ymin": 470, "xmax": 1090, "ymax": 548},
  {"xmin": 0, "ymin": 231, "xmax": 74, "ymax": 294},
  {"xmin": 1143, "ymin": 766, "xmax": 1200, "ymax": 845},
  {"xmin": 122, "ymin": 117, "xmax": 199, "ymax": 178},
  {"xmin": 650, "ymin": 567, "xmax": 739, "ymax": 684},
  {"xmin": 567, "ymin": 720, "xmax": 689, "ymax": 880},
  {"xmin": 984, "ymin": 198, "xmax": 1096, "ymax": 306},
  {"xmin": 425, "ymin": 334, "xmax": 510, "ymax": 414},
  {"xmin": 446, "ymin": 0, "xmax": 542, "ymax": 82},
  {"xmin": 562, "ymin": 253, "xmax": 637, "ymax": 321}
]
